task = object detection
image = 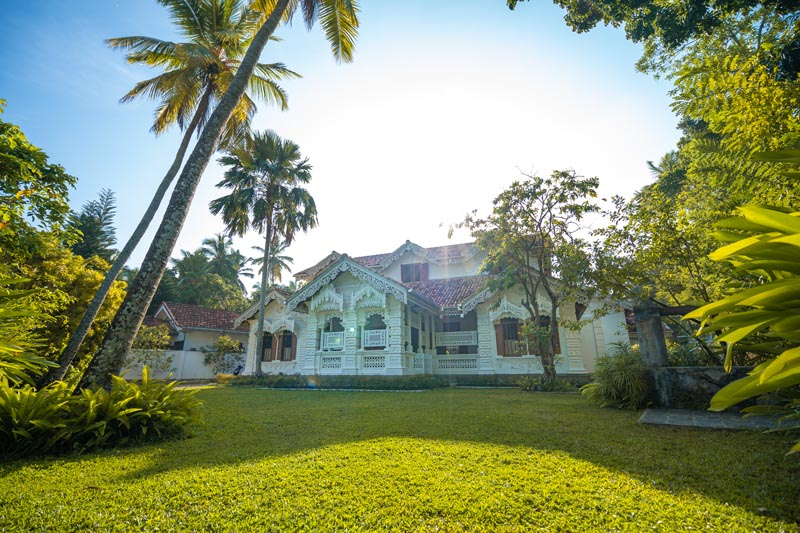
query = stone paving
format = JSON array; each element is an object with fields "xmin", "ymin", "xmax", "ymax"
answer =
[{"xmin": 638, "ymin": 409, "xmax": 785, "ymax": 430}]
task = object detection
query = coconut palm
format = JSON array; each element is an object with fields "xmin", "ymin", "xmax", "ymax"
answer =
[
  {"xmin": 202, "ymin": 233, "xmax": 254, "ymax": 290},
  {"xmin": 250, "ymin": 237, "xmax": 293, "ymax": 284},
  {"xmin": 88, "ymin": 0, "xmax": 358, "ymax": 387},
  {"xmin": 210, "ymin": 130, "xmax": 318, "ymax": 376},
  {"xmin": 54, "ymin": 0, "xmax": 300, "ymax": 383}
]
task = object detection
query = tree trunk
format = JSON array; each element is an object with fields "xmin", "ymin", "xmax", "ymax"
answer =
[
  {"xmin": 42, "ymin": 84, "xmax": 216, "ymax": 386},
  {"xmin": 85, "ymin": 0, "xmax": 290, "ymax": 388},
  {"xmin": 252, "ymin": 217, "xmax": 273, "ymax": 377}
]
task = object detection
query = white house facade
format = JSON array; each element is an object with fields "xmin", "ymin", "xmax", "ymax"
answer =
[{"xmin": 236, "ymin": 241, "xmax": 628, "ymax": 377}]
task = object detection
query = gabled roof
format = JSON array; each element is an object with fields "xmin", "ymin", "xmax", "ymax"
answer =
[
  {"xmin": 294, "ymin": 241, "xmax": 480, "ymax": 282},
  {"xmin": 287, "ymin": 254, "xmax": 411, "ymax": 312},
  {"xmin": 234, "ymin": 287, "xmax": 293, "ymax": 327},
  {"xmin": 156, "ymin": 302, "xmax": 249, "ymax": 334},
  {"xmin": 403, "ymin": 275, "xmax": 489, "ymax": 309},
  {"xmin": 293, "ymin": 251, "xmax": 343, "ymax": 281}
]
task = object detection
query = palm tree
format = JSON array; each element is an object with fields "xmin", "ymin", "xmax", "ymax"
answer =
[
  {"xmin": 87, "ymin": 0, "xmax": 358, "ymax": 387},
  {"xmin": 210, "ymin": 130, "xmax": 318, "ymax": 376},
  {"xmin": 250, "ymin": 237, "xmax": 293, "ymax": 284},
  {"xmin": 202, "ymin": 233, "xmax": 254, "ymax": 290},
  {"xmin": 54, "ymin": 0, "xmax": 300, "ymax": 383}
]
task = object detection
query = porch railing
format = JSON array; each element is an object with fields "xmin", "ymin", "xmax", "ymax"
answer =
[
  {"xmin": 436, "ymin": 331, "xmax": 478, "ymax": 346},
  {"xmin": 321, "ymin": 331, "xmax": 344, "ymax": 351},
  {"xmin": 362, "ymin": 328, "xmax": 387, "ymax": 348}
]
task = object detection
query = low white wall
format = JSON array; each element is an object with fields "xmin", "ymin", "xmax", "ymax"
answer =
[{"xmin": 122, "ymin": 350, "xmax": 245, "ymax": 380}]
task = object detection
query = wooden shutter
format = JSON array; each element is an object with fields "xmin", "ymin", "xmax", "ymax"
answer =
[
  {"xmin": 494, "ymin": 323, "xmax": 505, "ymax": 356},
  {"xmin": 420, "ymin": 263, "xmax": 429, "ymax": 281},
  {"xmin": 261, "ymin": 334, "xmax": 271, "ymax": 362},
  {"xmin": 270, "ymin": 334, "xmax": 279, "ymax": 361},
  {"xmin": 290, "ymin": 334, "xmax": 298, "ymax": 361}
]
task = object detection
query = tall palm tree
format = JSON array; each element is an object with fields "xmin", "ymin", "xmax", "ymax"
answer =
[
  {"xmin": 53, "ymin": 0, "xmax": 300, "ymax": 383},
  {"xmin": 202, "ymin": 233, "xmax": 254, "ymax": 290},
  {"xmin": 210, "ymin": 130, "xmax": 318, "ymax": 376},
  {"xmin": 87, "ymin": 0, "xmax": 358, "ymax": 387},
  {"xmin": 250, "ymin": 237, "xmax": 293, "ymax": 284}
]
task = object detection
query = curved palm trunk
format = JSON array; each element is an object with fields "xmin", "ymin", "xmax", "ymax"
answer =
[
  {"xmin": 43, "ymin": 84, "xmax": 216, "ymax": 386},
  {"xmin": 252, "ymin": 217, "xmax": 273, "ymax": 377},
  {"xmin": 86, "ymin": 0, "xmax": 291, "ymax": 388}
]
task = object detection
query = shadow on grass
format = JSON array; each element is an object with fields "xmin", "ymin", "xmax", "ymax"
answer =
[{"xmin": 8, "ymin": 387, "xmax": 800, "ymax": 523}]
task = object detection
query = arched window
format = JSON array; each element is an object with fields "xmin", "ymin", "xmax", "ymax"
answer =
[
  {"xmin": 321, "ymin": 316, "xmax": 344, "ymax": 351},
  {"xmin": 363, "ymin": 313, "xmax": 387, "ymax": 350}
]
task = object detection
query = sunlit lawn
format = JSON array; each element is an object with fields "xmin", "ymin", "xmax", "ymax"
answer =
[{"xmin": 1, "ymin": 387, "xmax": 799, "ymax": 532}]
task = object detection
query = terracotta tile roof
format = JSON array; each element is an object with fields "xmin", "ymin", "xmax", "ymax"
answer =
[
  {"xmin": 403, "ymin": 275, "xmax": 488, "ymax": 309},
  {"xmin": 353, "ymin": 252, "xmax": 392, "ymax": 268},
  {"xmin": 161, "ymin": 302, "xmax": 249, "ymax": 333},
  {"xmin": 423, "ymin": 242, "xmax": 476, "ymax": 259},
  {"xmin": 142, "ymin": 316, "xmax": 170, "ymax": 328}
]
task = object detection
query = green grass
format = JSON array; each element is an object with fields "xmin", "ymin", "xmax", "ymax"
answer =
[{"xmin": 1, "ymin": 387, "xmax": 799, "ymax": 532}]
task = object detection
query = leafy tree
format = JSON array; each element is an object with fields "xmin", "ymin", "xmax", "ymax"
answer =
[
  {"xmin": 461, "ymin": 170, "xmax": 601, "ymax": 381},
  {"xmin": 89, "ymin": 0, "xmax": 359, "ymax": 388},
  {"xmin": 58, "ymin": 0, "xmax": 298, "ymax": 383},
  {"xmin": 127, "ymin": 323, "xmax": 174, "ymax": 378},
  {"xmin": 210, "ymin": 130, "xmax": 318, "ymax": 376},
  {"xmin": 507, "ymin": 1, "xmax": 800, "ymax": 77},
  {"xmin": 169, "ymin": 247, "xmax": 249, "ymax": 311},
  {"xmin": 69, "ymin": 189, "xmax": 118, "ymax": 262},
  {"xmin": 0, "ymin": 101, "xmax": 77, "ymax": 259}
]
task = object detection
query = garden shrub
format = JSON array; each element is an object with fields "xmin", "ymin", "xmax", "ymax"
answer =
[
  {"xmin": 220, "ymin": 373, "xmax": 451, "ymax": 390},
  {"xmin": 0, "ymin": 367, "xmax": 202, "ymax": 459},
  {"xmin": 517, "ymin": 375, "xmax": 580, "ymax": 392},
  {"xmin": 581, "ymin": 342, "xmax": 648, "ymax": 409},
  {"xmin": 201, "ymin": 335, "xmax": 244, "ymax": 374}
]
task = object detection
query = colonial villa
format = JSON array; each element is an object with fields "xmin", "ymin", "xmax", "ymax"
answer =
[{"xmin": 236, "ymin": 241, "xmax": 629, "ymax": 377}]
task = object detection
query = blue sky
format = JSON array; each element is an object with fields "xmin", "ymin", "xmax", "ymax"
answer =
[{"xmin": 1, "ymin": 1, "xmax": 679, "ymax": 282}]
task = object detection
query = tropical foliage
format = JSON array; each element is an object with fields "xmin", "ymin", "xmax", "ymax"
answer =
[
  {"xmin": 581, "ymin": 343, "xmax": 649, "ymax": 410},
  {"xmin": 0, "ymin": 367, "xmax": 201, "ymax": 459},
  {"xmin": 685, "ymin": 154, "xmax": 800, "ymax": 452}
]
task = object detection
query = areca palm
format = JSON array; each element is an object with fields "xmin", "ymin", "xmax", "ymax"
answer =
[
  {"xmin": 210, "ymin": 130, "xmax": 318, "ymax": 376},
  {"xmin": 54, "ymin": 0, "xmax": 299, "ymax": 383},
  {"xmin": 89, "ymin": 0, "xmax": 358, "ymax": 387}
]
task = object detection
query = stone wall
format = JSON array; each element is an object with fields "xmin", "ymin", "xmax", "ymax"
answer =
[{"xmin": 647, "ymin": 366, "xmax": 753, "ymax": 410}]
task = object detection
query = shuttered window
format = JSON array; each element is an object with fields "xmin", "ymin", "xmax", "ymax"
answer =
[{"xmin": 400, "ymin": 263, "xmax": 429, "ymax": 282}]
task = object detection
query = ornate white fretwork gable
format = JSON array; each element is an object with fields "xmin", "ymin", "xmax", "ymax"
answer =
[
  {"xmin": 264, "ymin": 311, "xmax": 307, "ymax": 334},
  {"xmin": 489, "ymin": 297, "xmax": 531, "ymax": 322},
  {"xmin": 287, "ymin": 256, "xmax": 407, "ymax": 312},
  {"xmin": 310, "ymin": 286, "xmax": 343, "ymax": 312},
  {"xmin": 459, "ymin": 288, "xmax": 493, "ymax": 316},
  {"xmin": 352, "ymin": 285, "xmax": 386, "ymax": 309}
]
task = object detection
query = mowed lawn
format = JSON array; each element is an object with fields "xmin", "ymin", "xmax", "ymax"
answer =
[{"xmin": 2, "ymin": 388, "xmax": 799, "ymax": 532}]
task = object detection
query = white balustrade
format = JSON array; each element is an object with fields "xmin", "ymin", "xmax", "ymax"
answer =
[
  {"xmin": 362, "ymin": 328, "xmax": 387, "ymax": 348},
  {"xmin": 321, "ymin": 331, "xmax": 344, "ymax": 351},
  {"xmin": 435, "ymin": 331, "xmax": 478, "ymax": 346}
]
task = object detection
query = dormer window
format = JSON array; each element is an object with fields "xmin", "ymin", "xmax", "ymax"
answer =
[{"xmin": 401, "ymin": 263, "xmax": 429, "ymax": 282}]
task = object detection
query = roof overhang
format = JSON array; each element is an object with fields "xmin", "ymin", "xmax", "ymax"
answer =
[{"xmin": 234, "ymin": 289, "xmax": 289, "ymax": 328}]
